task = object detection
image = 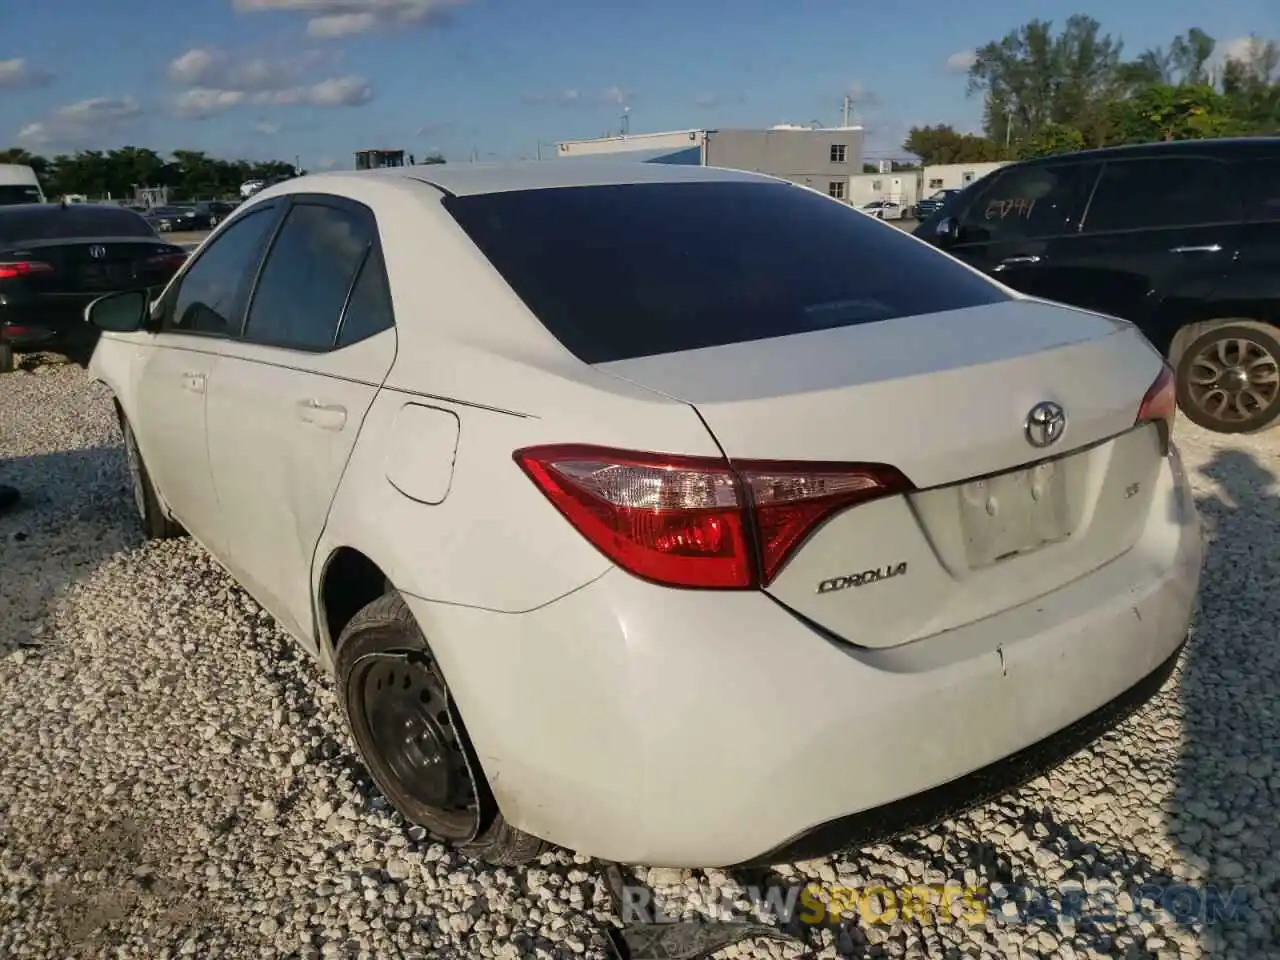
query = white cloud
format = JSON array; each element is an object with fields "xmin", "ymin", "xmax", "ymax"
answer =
[
  {"xmin": 253, "ymin": 119, "xmax": 282, "ymax": 134},
  {"xmin": 174, "ymin": 88, "xmax": 247, "ymax": 118},
  {"xmin": 318, "ymin": 157, "xmax": 337, "ymax": 168},
  {"xmin": 945, "ymin": 49, "xmax": 977, "ymax": 73},
  {"xmin": 16, "ymin": 96, "xmax": 141, "ymax": 148},
  {"xmin": 166, "ymin": 46, "xmax": 370, "ymax": 116},
  {"xmin": 307, "ymin": 12, "xmax": 376, "ymax": 37},
  {"xmin": 597, "ymin": 86, "xmax": 634, "ymax": 107},
  {"xmin": 556, "ymin": 88, "xmax": 580, "ymax": 105},
  {"xmin": 233, "ymin": 0, "xmax": 470, "ymax": 38},
  {"xmin": 0, "ymin": 57, "xmax": 54, "ymax": 89},
  {"xmin": 694, "ymin": 94, "xmax": 722, "ymax": 109},
  {"xmin": 252, "ymin": 74, "xmax": 372, "ymax": 107}
]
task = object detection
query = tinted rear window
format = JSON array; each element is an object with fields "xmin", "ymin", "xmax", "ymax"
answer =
[
  {"xmin": 443, "ymin": 181, "xmax": 1010, "ymax": 363},
  {"xmin": 0, "ymin": 206, "xmax": 155, "ymax": 244},
  {"xmin": 0, "ymin": 185, "xmax": 42, "ymax": 206}
]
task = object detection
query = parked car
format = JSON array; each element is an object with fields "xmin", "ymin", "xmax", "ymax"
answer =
[
  {"xmin": 85, "ymin": 162, "xmax": 1200, "ymax": 868},
  {"xmin": 195, "ymin": 200, "xmax": 238, "ymax": 227},
  {"xmin": 859, "ymin": 199, "xmax": 906, "ymax": 221},
  {"xmin": 145, "ymin": 205, "xmax": 213, "ymax": 233},
  {"xmin": 915, "ymin": 137, "xmax": 1280, "ymax": 434},
  {"xmin": 0, "ymin": 164, "xmax": 46, "ymax": 206},
  {"xmin": 914, "ymin": 187, "xmax": 964, "ymax": 220},
  {"xmin": 0, "ymin": 204, "xmax": 187, "ymax": 371}
]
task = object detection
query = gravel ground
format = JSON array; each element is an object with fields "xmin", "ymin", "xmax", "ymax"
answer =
[{"xmin": 2, "ymin": 363, "xmax": 1279, "ymax": 960}]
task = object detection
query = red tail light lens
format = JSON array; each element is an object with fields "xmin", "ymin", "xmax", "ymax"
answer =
[
  {"xmin": 514, "ymin": 444, "xmax": 912, "ymax": 589},
  {"xmin": 1137, "ymin": 362, "xmax": 1176, "ymax": 425},
  {"xmin": 145, "ymin": 252, "xmax": 189, "ymax": 270},
  {"xmin": 0, "ymin": 261, "xmax": 54, "ymax": 280}
]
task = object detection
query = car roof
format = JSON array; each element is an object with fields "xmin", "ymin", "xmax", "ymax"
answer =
[
  {"xmin": 0, "ymin": 202, "xmax": 141, "ymax": 219},
  {"xmin": 1017, "ymin": 136, "xmax": 1280, "ymax": 167},
  {"xmin": 255, "ymin": 160, "xmax": 780, "ymax": 199}
]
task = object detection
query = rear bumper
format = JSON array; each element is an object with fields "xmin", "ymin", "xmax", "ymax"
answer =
[
  {"xmin": 0, "ymin": 299, "xmax": 99, "ymax": 358},
  {"xmin": 401, "ymin": 446, "xmax": 1202, "ymax": 867}
]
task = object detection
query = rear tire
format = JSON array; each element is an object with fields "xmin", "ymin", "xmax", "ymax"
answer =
[
  {"xmin": 336, "ymin": 592, "xmax": 549, "ymax": 866},
  {"xmin": 1174, "ymin": 321, "xmax": 1280, "ymax": 434},
  {"xmin": 0, "ymin": 344, "xmax": 14, "ymax": 374},
  {"xmin": 119, "ymin": 414, "xmax": 184, "ymax": 538}
]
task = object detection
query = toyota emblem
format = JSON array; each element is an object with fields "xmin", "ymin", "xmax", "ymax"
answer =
[
  {"xmin": 1025, "ymin": 401, "xmax": 1067, "ymax": 448},
  {"xmin": 88, "ymin": 245, "xmax": 106, "ymax": 260}
]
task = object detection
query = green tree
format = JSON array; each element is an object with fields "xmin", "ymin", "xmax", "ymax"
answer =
[
  {"xmin": 967, "ymin": 15, "xmax": 1127, "ymax": 149},
  {"xmin": 902, "ymin": 125, "xmax": 1004, "ymax": 164},
  {"xmin": 1016, "ymin": 121, "xmax": 1086, "ymax": 158},
  {"xmin": 1109, "ymin": 83, "xmax": 1240, "ymax": 143}
]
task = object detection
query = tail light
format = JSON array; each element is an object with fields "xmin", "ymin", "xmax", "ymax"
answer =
[
  {"xmin": 144, "ymin": 251, "xmax": 189, "ymax": 270},
  {"xmin": 1136, "ymin": 362, "xmax": 1176, "ymax": 452},
  {"xmin": 0, "ymin": 261, "xmax": 54, "ymax": 280},
  {"xmin": 514, "ymin": 444, "xmax": 913, "ymax": 589}
]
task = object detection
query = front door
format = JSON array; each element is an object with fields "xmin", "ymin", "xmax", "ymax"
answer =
[
  {"xmin": 131, "ymin": 202, "xmax": 284, "ymax": 555},
  {"xmin": 939, "ymin": 160, "xmax": 1102, "ymax": 302},
  {"xmin": 205, "ymin": 197, "xmax": 397, "ymax": 646}
]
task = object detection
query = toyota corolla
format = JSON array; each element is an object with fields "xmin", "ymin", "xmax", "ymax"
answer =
[{"xmin": 84, "ymin": 161, "xmax": 1203, "ymax": 868}]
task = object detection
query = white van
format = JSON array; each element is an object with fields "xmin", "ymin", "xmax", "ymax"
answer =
[{"xmin": 0, "ymin": 164, "xmax": 47, "ymax": 205}]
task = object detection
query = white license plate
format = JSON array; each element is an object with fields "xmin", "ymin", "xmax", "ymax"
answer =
[{"xmin": 958, "ymin": 460, "xmax": 1072, "ymax": 568}]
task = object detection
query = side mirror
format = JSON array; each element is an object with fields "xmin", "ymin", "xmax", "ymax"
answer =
[
  {"xmin": 85, "ymin": 289, "xmax": 149, "ymax": 333},
  {"xmin": 936, "ymin": 216, "xmax": 961, "ymax": 244}
]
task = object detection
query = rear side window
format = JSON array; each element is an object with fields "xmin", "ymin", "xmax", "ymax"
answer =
[
  {"xmin": 1083, "ymin": 158, "xmax": 1239, "ymax": 232},
  {"xmin": 443, "ymin": 181, "xmax": 1009, "ymax": 363},
  {"xmin": 0, "ymin": 205, "xmax": 155, "ymax": 244},
  {"xmin": 337, "ymin": 245, "xmax": 395, "ymax": 348},
  {"xmin": 244, "ymin": 201, "xmax": 376, "ymax": 351},
  {"xmin": 957, "ymin": 163, "xmax": 1098, "ymax": 243},
  {"xmin": 1242, "ymin": 158, "xmax": 1280, "ymax": 223}
]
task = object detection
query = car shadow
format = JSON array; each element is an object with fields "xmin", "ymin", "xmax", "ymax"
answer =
[{"xmin": 0, "ymin": 445, "xmax": 141, "ymax": 655}]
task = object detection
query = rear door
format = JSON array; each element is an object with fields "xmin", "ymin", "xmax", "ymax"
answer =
[
  {"xmin": 205, "ymin": 195, "xmax": 397, "ymax": 644},
  {"xmin": 1044, "ymin": 155, "xmax": 1242, "ymax": 345}
]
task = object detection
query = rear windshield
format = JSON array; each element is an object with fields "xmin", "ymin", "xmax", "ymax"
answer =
[
  {"xmin": 443, "ymin": 181, "xmax": 1009, "ymax": 363},
  {"xmin": 0, "ymin": 185, "xmax": 43, "ymax": 206},
  {"xmin": 0, "ymin": 205, "xmax": 156, "ymax": 244}
]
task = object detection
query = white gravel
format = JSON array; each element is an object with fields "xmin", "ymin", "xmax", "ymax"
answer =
[{"xmin": 3, "ymin": 362, "xmax": 1279, "ymax": 959}]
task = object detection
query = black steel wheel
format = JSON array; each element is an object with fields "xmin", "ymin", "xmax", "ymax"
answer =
[
  {"xmin": 336, "ymin": 592, "xmax": 549, "ymax": 865},
  {"xmin": 1175, "ymin": 322, "xmax": 1280, "ymax": 434},
  {"xmin": 349, "ymin": 648, "xmax": 476, "ymax": 839}
]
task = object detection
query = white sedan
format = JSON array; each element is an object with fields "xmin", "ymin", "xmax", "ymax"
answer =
[
  {"xmin": 859, "ymin": 198, "xmax": 906, "ymax": 220},
  {"xmin": 85, "ymin": 161, "xmax": 1202, "ymax": 869}
]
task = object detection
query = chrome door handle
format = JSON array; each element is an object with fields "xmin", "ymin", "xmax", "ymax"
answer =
[
  {"xmin": 295, "ymin": 399, "xmax": 347, "ymax": 431},
  {"xmin": 181, "ymin": 372, "xmax": 205, "ymax": 393},
  {"xmin": 991, "ymin": 255, "xmax": 1041, "ymax": 272},
  {"xmin": 1170, "ymin": 244, "xmax": 1222, "ymax": 254}
]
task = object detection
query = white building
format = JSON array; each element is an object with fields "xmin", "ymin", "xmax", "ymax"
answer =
[
  {"xmin": 920, "ymin": 161, "xmax": 1009, "ymax": 194},
  {"xmin": 847, "ymin": 171, "xmax": 920, "ymax": 209}
]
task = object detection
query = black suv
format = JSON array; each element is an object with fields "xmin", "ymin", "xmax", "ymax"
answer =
[{"xmin": 915, "ymin": 138, "xmax": 1280, "ymax": 434}]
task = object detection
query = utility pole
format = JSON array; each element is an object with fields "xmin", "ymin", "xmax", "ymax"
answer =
[{"xmin": 843, "ymin": 94, "xmax": 850, "ymax": 128}]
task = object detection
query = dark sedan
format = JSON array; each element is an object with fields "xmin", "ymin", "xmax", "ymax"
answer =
[
  {"xmin": 0, "ymin": 204, "xmax": 187, "ymax": 371},
  {"xmin": 145, "ymin": 205, "xmax": 213, "ymax": 233}
]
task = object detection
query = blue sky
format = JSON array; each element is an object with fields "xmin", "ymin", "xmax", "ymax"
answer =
[{"xmin": 0, "ymin": 0, "xmax": 1274, "ymax": 169}]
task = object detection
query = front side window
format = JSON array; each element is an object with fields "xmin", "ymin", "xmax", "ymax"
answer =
[
  {"xmin": 163, "ymin": 206, "xmax": 278, "ymax": 335},
  {"xmin": 243, "ymin": 201, "xmax": 375, "ymax": 350},
  {"xmin": 0, "ymin": 185, "xmax": 42, "ymax": 206},
  {"xmin": 1082, "ymin": 157, "xmax": 1238, "ymax": 233},
  {"xmin": 958, "ymin": 162, "xmax": 1099, "ymax": 243},
  {"xmin": 444, "ymin": 180, "xmax": 1010, "ymax": 364}
]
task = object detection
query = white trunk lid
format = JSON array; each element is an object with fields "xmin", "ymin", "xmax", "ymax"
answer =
[{"xmin": 597, "ymin": 299, "xmax": 1168, "ymax": 648}]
